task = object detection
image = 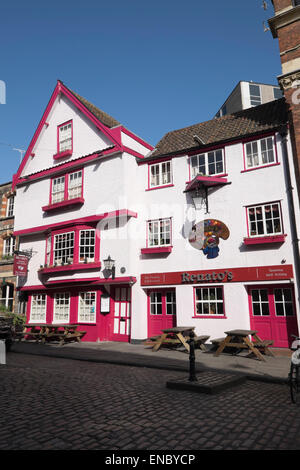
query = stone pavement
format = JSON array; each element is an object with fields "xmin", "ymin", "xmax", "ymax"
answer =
[
  {"xmin": 1, "ymin": 350, "xmax": 300, "ymax": 451},
  {"xmin": 10, "ymin": 339, "xmax": 291, "ymax": 383}
]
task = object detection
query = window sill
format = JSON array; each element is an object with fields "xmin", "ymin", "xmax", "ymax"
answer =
[
  {"xmin": 243, "ymin": 234, "xmax": 286, "ymax": 245},
  {"xmin": 42, "ymin": 197, "xmax": 84, "ymax": 212},
  {"xmin": 39, "ymin": 261, "xmax": 101, "ymax": 274},
  {"xmin": 141, "ymin": 246, "xmax": 173, "ymax": 254},
  {"xmin": 146, "ymin": 184, "xmax": 174, "ymax": 191},
  {"xmin": 192, "ymin": 315, "xmax": 227, "ymax": 319},
  {"xmin": 241, "ymin": 162, "xmax": 280, "ymax": 173},
  {"xmin": 53, "ymin": 150, "xmax": 73, "ymax": 160}
]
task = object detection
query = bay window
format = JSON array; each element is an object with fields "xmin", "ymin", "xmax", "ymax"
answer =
[
  {"xmin": 190, "ymin": 148, "xmax": 224, "ymax": 179},
  {"xmin": 79, "ymin": 230, "xmax": 95, "ymax": 262},
  {"xmin": 54, "ymin": 232, "xmax": 75, "ymax": 265}
]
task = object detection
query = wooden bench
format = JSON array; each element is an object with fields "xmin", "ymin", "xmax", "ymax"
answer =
[
  {"xmin": 194, "ymin": 335, "xmax": 210, "ymax": 351},
  {"xmin": 252, "ymin": 339, "xmax": 274, "ymax": 356}
]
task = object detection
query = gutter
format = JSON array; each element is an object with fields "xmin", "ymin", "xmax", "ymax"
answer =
[{"xmin": 279, "ymin": 125, "xmax": 300, "ymax": 321}]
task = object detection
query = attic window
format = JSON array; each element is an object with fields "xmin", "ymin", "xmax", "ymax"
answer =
[{"xmin": 54, "ymin": 120, "xmax": 73, "ymax": 158}]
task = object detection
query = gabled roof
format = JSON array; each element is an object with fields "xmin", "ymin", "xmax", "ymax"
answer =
[
  {"xmin": 64, "ymin": 83, "xmax": 121, "ymax": 128},
  {"xmin": 148, "ymin": 98, "xmax": 288, "ymax": 160}
]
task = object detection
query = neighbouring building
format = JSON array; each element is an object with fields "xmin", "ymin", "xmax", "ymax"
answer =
[
  {"xmin": 214, "ymin": 80, "xmax": 283, "ymax": 118},
  {"xmin": 269, "ymin": 0, "xmax": 300, "ymax": 196},
  {"xmin": 0, "ymin": 181, "xmax": 18, "ymax": 313},
  {"xmin": 12, "ymin": 81, "xmax": 300, "ymax": 348}
]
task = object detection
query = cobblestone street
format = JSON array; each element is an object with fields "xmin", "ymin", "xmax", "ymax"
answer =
[{"xmin": 1, "ymin": 352, "xmax": 300, "ymax": 451}]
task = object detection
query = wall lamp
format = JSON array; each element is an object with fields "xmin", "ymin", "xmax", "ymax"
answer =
[{"xmin": 103, "ymin": 255, "xmax": 116, "ymax": 279}]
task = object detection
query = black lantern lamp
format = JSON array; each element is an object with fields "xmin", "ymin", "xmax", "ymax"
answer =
[{"xmin": 103, "ymin": 255, "xmax": 115, "ymax": 280}]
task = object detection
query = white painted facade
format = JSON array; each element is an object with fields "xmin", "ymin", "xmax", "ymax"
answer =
[{"xmin": 13, "ymin": 82, "xmax": 300, "ymax": 348}]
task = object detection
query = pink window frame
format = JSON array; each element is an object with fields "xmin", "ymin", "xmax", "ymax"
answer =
[
  {"xmin": 147, "ymin": 289, "xmax": 177, "ymax": 316},
  {"xmin": 44, "ymin": 224, "xmax": 100, "ymax": 267},
  {"xmin": 245, "ymin": 200, "xmax": 285, "ymax": 239},
  {"xmin": 147, "ymin": 159, "xmax": 173, "ymax": 190},
  {"xmin": 241, "ymin": 133, "xmax": 279, "ymax": 173},
  {"xmin": 187, "ymin": 145, "xmax": 227, "ymax": 182},
  {"xmin": 193, "ymin": 285, "xmax": 226, "ymax": 319},
  {"xmin": 145, "ymin": 217, "xmax": 173, "ymax": 249},
  {"xmin": 49, "ymin": 168, "xmax": 84, "ymax": 205},
  {"xmin": 54, "ymin": 120, "xmax": 73, "ymax": 159}
]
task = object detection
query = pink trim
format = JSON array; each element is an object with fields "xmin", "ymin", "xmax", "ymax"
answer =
[
  {"xmin": 42, "ymin": 197, "xmax": 84, "ymax": 212},
  {"xmin": 14, "ymin": 209, "xmax": 137, "ymax": 236},
  {"xmin": 13, "ymin": 80, "xmax": 124, "ymax": 190},
  {"xmin": 16, "ymin": 147, "xmax": 117, "ymax": 188},
  {"xmin": 241, "ymin": 162, "xmax": 280, "ymax": 173},
  {"xmin": 185, "ymin": 175, "xmax": 228, "ymax": 192},
  {"xmin": 122, "ymin": 145, "xmax": 145, "ymax": 160},
  {"xmin": 19, "ymin": 276, "xmax": 137, "ymax": 290},
  {"xmin": 141, "ymin": 246, "xmax": 173, "ymax": 254},
  {"xmin": 121, "ymin": 126, "xmax": 154, "ymax": 151},
  {"xmin": 39, "ymin": 262, "xmax": 101, "ymax": 274},
  {"xmin": 53, "ymin": 150, "xmax": 73, "ymax": 160},
  {"xmin": 243, "ymin": 234, "xmax": 287, "ymax": 245},
  {"xmin": 146, "ymin": 184, "xmax": 174, "ymax": 192}
]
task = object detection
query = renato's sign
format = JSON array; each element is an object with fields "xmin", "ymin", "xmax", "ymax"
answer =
[{"xmin": 140, "ymin": 265, "xmax": 293, "ymax": 286}]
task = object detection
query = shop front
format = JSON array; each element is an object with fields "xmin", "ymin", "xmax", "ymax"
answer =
[
  {"xmin": 141, "ymin": 265, "xmax": 299, "ymax": 348},
  {"xmin": 22, "ymin": 278, "xmax": 135, "ymax": 343}
]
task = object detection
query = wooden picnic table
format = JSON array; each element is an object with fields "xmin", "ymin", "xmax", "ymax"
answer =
[
  {"xmin": 22, "ymin": 324, "xmax": 86, "ymax": 346},
  {"xmin": 214, "ymin": 329, "xmax": 274, "ymax": 362},
  {"xmin": 145, "ymin": 326, "xmax": 209, "ymax": 353}
]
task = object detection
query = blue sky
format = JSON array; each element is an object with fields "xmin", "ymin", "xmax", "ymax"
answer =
[{"xmin": 0, "ymin": 0, "xmax": 281, "ymax": 184}]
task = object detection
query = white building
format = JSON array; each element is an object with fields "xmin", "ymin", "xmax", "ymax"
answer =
[{"xmin": 13, "ymin": 81, "xmax": 300, "ymax": 349}]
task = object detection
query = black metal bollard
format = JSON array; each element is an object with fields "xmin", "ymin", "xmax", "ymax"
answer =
[{"xmin": 188, "ymin": 331, "xmax": 197, "ymax": 382}]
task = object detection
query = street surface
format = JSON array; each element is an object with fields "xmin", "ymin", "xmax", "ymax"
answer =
[{"xmin": 0, "ymin": 352, "xmax": 299, "ymax": 451}]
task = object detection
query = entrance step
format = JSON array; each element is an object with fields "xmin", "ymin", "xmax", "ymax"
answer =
[{"xmin": 166, "ymin": 371, "xmax": 246, "ymax": 395}]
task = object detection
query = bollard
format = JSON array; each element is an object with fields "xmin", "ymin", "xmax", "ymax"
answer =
[
  {"xmin": 188, "ymin": 331, "xmax": 197, "ymax": 382},
  {"xmin": 0, "ymin": 340, "xmax": 6, "ymax": 365}
]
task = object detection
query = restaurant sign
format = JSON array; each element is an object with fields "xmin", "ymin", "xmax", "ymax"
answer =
[
  {"xmin": 13, "ymin": 255, "xmax": 28, "ymax": 277},
  {"xmin": 141, "ymin": 265, "xmax": 294, "ymax": 286}
]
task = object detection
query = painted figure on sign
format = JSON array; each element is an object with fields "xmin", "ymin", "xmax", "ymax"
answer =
[{"xmin": 188, "ymin": 219, "xmax": 230, "ymax": 258}]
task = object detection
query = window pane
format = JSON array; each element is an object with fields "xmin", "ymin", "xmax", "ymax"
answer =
[{"xmin": 59, "ymin": 123, "xmax": 72, "ymax": 152}]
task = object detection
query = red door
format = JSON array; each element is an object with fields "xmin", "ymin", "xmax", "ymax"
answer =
[
  {"xmin": 109, "ymin": 287, "xmax": 131, "ymax": 342},
  {"xmin": 147, "ymin": 289, "xmax": 177, "ymax": 337},
  {"xmin": 249, "ymin": 285, "xmax": 298, "ymax": 348}
]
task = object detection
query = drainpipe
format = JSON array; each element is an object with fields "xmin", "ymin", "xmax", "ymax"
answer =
[{"xmin": 279, "ymin": 125, "xmax": 300, "ymax": 324}]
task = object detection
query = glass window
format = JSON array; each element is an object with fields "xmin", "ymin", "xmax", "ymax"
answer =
[
  {"xmin": 251, "ymin": 289, "xmax": 270, "ymax": 316},
  {"xmin": 30, "ymin": 294, "xmax": 47, "ymax": 323},
  {"xmin": 249, "ymin": 84, "xmax": 261, "ymax": 107},
  {"xmin": 149, "ymin": 161, "xmax": 172, "ymax": 188},
  {"xmin": 58, "ymin": 122, "xmax": 72, "ymax": 153},
  {"xmin": 148, "ymin": 218, "xmax": 171, "ymax": 247},
  {"xmin": 195, "ymin": 287, "xmax": 224, "ymax": 316},
  {"xmin": 6, "ymin": 196, "xmax": 14, "ymax": 217},
  {"xmin": 52, "ymin": 176, "xmax": 65, "ymax": 203},
  {"xmin": 245, "ymin": 137, "xmax": 275, "ymax": 169},
  {"xmin": 190, "ymin": 149, "xmax": 224, "ymax": 178},
  {"xmin": 68, "ymin": 171, "xmax": 82, "ymax": 199},
  {"xmin": 274, "ymin": 288, "xmax": 294, "ymax": 317},
  {"xmin": 273, "ymin": 87, "xmax": 283, "ymax": 100},
  {"xmin": 150, "ymin": 292, "xmax": 162, "ymax": 315},
  {"xmin": 79, "ymin": 230, "xmax": 95, "ymax": 262},
  {"xmin": 0, "ymin": 284, "xmax": 14, "ymax": 312},
  {"xmin": 78, "ymin": 292, "xmax": 96, "ymax": 323},
  {"xmin": 54, "ymin": 293, "xmax": 70, "ymax": 323},
  {"xmin": 53, "ymin": 232, "xmax": 74, "ymax": 264},
  {"xmin": 166, "ymin": 291, "xmax": 176, "ymax": 315},
  {"xmin": 247, "ymin": 202, "xmax": 282, "ymax": 237}
]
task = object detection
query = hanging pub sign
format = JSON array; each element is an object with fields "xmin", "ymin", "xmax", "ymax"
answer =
[
  {"xmin": 188, "ymin": 219, "xmax": 230, "ymax": 259},
  {"xmin": 13, "ymin": 255, "xmax": 28, "ymax": 277}
]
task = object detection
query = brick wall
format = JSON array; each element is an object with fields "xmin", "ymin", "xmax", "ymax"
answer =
[{"xmin": 272, "ymin": 0, "xmax": 293, "ymax": 14}]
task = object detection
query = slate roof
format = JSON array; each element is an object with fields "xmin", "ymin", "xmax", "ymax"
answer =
[
  {"xmin": 63, "ymin": 82, "xmax": 121, "ymax": 129},
  {"xmin": 148, "ymin": 98, "xmax": 288, "ymax": 160}
]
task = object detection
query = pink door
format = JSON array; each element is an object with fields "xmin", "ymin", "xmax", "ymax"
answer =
[
  {"xmin": 249, "ymin": 285, "xmax": 298, "ymax": 348},
  {"xmin": 109, "ymin": 287, "xmax": 131, "ymax": 342},
  {"xmin": 148, "ymin": 289, "xmax": 177, "ymax": 337}
]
